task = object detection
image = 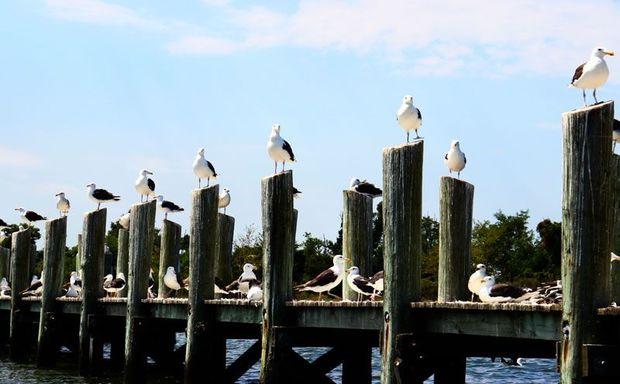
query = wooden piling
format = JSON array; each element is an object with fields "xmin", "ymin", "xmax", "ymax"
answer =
[
  {"xmin": 78, "ymin": 209, "xmax": 107, "ymax": 375},
  {"xmin": 116, "ymin": 228, "xmax": 129, "ymax": 298},
  {"xmin": 76, "ymin": 233, "xmax": 82, "ymax": 274},
  {"xmin": 437, "ymin": 177, "xmax": 474, "ymax": 302},
  {"xmin": 381, "ymin": 142, "xmax": 423, "ymax": 384},
  {"xmin": 185, "ymin": 185, "xmax": 220, "ymax": 383},
  {"xmin": 0, "ymin": 247, "xmax": 10, "ymax": 280},
  {"xmin": 260, "ymin": 171, "xmax": 294, "ymax": 383},
  {"xmin": 612, "ymin": 154, "xmax": 620, "ymax": 304},
  {"xmin": 124, "ymin": 200, "xmax": 157, "ymax": 381},
  {"xmin": 9, "ymin": 228, "xmax": 31, "ymax": 361},
  {"xmin": 158, "ymin": 219, "xmax": 182, "ymax": 298},
  {"xmin": 37, "ymin": 217, "xmax": 67, "ymax": 367},
  {"xmin": 342, "ymin": 190, "xmax": 373, "ymax": 301},
  {"xmin": 215, "ymin": 213, "xmax": 235, "ymax": 287},
  {"xmin": 561, "ymin": 102, "xmax": 614, "ymax": 383}
]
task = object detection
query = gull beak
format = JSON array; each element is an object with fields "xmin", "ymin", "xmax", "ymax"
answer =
[
  {"xmin": 344, "ymin": 257, "xmax": 352, "ymax": 262},
  {"xmin": 252, "ymin": 266, "xmax": 257, "ymax": 271},
  {"xmin": 605, "ymin": 50, "xmax": 615, "ymax": 56}
]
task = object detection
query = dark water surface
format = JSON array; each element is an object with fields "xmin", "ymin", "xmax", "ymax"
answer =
[{"xmin": 0, "ymin": 339, "xmax": 559, "ymax": 383}]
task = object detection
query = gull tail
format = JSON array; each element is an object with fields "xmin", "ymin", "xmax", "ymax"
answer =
[{"xmin": 113, "ymin": 196, "xmax": 121, "ymax": 201}]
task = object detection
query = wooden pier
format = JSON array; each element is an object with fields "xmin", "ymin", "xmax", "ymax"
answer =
[{"xmin": 0, "ymin": 103, "xmax": 619, "ymax": 383}]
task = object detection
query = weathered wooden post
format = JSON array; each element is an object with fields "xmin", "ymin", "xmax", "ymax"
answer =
[
  {"xmin": 185, "ymin": 185, "xmax": 220, "ymax": 383},
  {"xmin": 215, "ymin": 213, "xmax": 235, "ymax": 288},
  {"xmin": 0, "ymin": 246, "xmax": 10, "ymax": 279},
  {"xmin": 76, "ymin": 233, "xmax": 82, "ymax": 273},
  {"xmin": 561, "ymin": 102, "xmax": 613, "ymax": 383},
  {"xmin": 381, "ymin": 142, "xmax": 423, "ymax": 384},
  {"xmin": 30, "ymin": 244, "xmax": 38, "ymax": 279},
  {"xmin": 124, "ymin": 200, "xmax": 156, "ymax": 381},
  {"xmin": 116, "ymin": 228, "xmax": 129, "ymax": 298},
  {"xmin": 158, "ymin": 219, "xmax": 182, "ymax": 298},
  {"xmin": 612, "ymin": 154, "xmax": 620, "ymax": 303},
  {"xmin": 9, "ymin": 228, "xmax": 31, "ymax": 361},
  {"xmin": 78, "ymin": 209, "xmax": 107, "ymax": 375},
  {"xmin": 37, "ymin": 217, "xmax": 67, "ymax": 367},
  {"xmin": 260, "ymin": 171, "xmax": 294, "ymax": 383},
  {"xmin": 342, "ymin": 190, "xmax": 373, "ymax": 300}
]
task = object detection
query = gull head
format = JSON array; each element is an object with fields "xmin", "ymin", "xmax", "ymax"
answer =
[
  {"xmin": 451, "ymin": 140, "xmax": 460, "ymax": 149},
  {"xmin": 166, "ymin": 266, "xmax": 176, "ymax": 275},
  {"xmin": 476, "ymin": 263, "xmax": 486, "ymax": 271},
  {"xmin": 223, "ymin": 188, "xmax": 230, "ymax": 193},
  {"xmin": 243, "ymin": 263, "xmax": 257, "ymax": 272},
  {"xmin": 349, "ymin": 178, "xmax": 361, "ymax": 188},
  {"xmin": 347, "ymin": 266, "xmax": 360, "ymax": 275},
  {"xmin": 592, "ymin": 46, "xmax": 615, "ymax": 58},
  {"xmin": 482, "ymin": 275, "xmax": 495, "ymax": 286},
  {"xmin": 86, "ymin": 182, "xmax": 96, "ymax": 190},
  {"xmin": 15, "ymin": 207, "xmax": 26, "ymax": 213},
  {"xmin": 333, "ymin": 254, "xmax": 346, "ymax": 266},
  {"xmin": 271, "ymin": 124, "xmax": 281, "ymax": 134},
  {"xmin": 55, "ymin": 191, "xmax": 65, "ymax": 198},
  {"xmin": 197, "ymin": 148, "xmax": 205, "ymax": 156},
  {"xmin": 153, "ymin": 194, "xmax": 164, "ymax": 202},
  {"xmin": 103, "ymin": 274, "xmax": 113, "ymax": 282},
  {"xmin": 402, "ymin": 95, "xmax": 414, "ymax": 105},
  {"xmin": 140, "ymin": 169, "xmax": 153, "ymax": 176}
]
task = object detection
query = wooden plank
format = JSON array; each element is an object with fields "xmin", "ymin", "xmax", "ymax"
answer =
[
  {"xmin": 9, "ymin": 228, "xmax": 32, "ymax": 361},
  {"xmin": 158, "ymin": 219, "xmax": 181, "ymax": 298},
  {"xmin": 116, "ymin": 228, "xmax": 129, "ymax": 298},
  {"xmin": 381, "ymin": 142, "xmax": 423, "ymax": 384},
  {"xmin": 37, "ymin": 217, "xmax": 67, "ymax": 367},
  {"xmin": 215, "ymin": 213, "xmax": 235, "ymax": 287},
  {"xmin": 342, "ymin": 190, "xmax": 373, "ymax": 301},
  {"xmin": 438, "ymin": 177, "xmax": 474, "ymax": 302},
  {"xmin": 260, "ymin": 171, "xmax": 294, "ymax": 383},
  {"xmin": 611, "ymin": 154, "xmax": 620, "ymax": 303},
  {"xmin": 561, "ymin": 101, "xmax": 614, "ymax": 383}
]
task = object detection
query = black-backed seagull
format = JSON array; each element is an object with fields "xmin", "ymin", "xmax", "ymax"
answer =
[
  {"xmin": 155, "ymin": 195, "xmax": 184, "ymax": 220},
  {"xmin": 368, "ymin": 270, "xmax": 384, "ymax": 298},
  {"xmin": 479, "ymin": 276, "xmax": 529, "ymax": 303},
  {"xmin": 15, "ymin": 207, "xmax": 47, "ymax": 224},
  {"xmin": 346, "ymin": 266, "xmax": 374, "ymax": 302},
  {"xmin": 87, "ymin": 183, "xmax": 120, "ymax": 210},
  {"xmin": 226, "ymin": 263, "xmax": 258, "ymax": 297},
  {"xmin": 267, "ymin": 124, "xmax": 295, "ymax": 174},
  {"xmin": 294, "ymin": 255, "xmax": 345, "ymax": 300},
  {"xmin": 570, "ymin": 47, "xmax": 614, "ymax": 105},
  {"xmin": 613, "ymin": 119, "xmax": 619, "ymax": 151},
  {"xmin": 103, "ymin": 273, "xmax": 126, "ymax": 297},
  {"xmin": 218, "ymin": 188, "xmax": 231, "ymax": 213},
  {"xmin": 467, "ymin": 264, "xmax": 487, "ymax": 301},
  {"xmin": 192, "ymin": 148, "xmax": 218, "ymax": 188},
  {"xmin": 397, "ymin": 95, "xmax": 422, "ymax": 143},
  {"xmin": 21, "ymin": 274, "xmax": 43, "ymax": 297},
  {"xmin": 55, "ymin": 192, "xmax": 70, "ymax": 217},
  {"xmin": 444, "ymin": 140, "xmax": 467, "ymax": 178},
  {"xmin": 135, "ymin": 169, "xmax": 156, "ymax": 202},
  {"xmin": 350, "ymin": 178, "xmax": 382, "ymax": 198}
]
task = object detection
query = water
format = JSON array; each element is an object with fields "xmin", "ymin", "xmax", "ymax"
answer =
[{"xmin": 0, "ymin": 339, "xmax": 559, "ymax": 383}]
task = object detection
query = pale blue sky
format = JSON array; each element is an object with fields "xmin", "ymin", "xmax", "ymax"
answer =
[{"xmin": 1, "ymin": 1, "xmax": 619, "ymax": 247}]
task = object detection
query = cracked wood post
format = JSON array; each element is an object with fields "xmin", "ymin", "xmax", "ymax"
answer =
[
  {"xmin": 37, "ymin": 217, "xmax": 67, "ymax": 367},
  {"xmin": 78, "ymin": 209, "xmax": 107, "ymax": 375},
  {"xmin": 9, "ymin": 228, "xmax": 31, "ymax": 362},
  {"xmin": 116, "ymin": 228, "xmax": 129, "ymax": 298},
  {"xmin": 124, "ymin": 200, "xmax": 156, "ymax": 382},
  {"xmin": 260, "ymin": 171, "xmax": 294, "ymax": 384},
  {"xmin": 185, "ymin": 185, "xmax": 220, "ymax": 383},
  {"xmin": 561, "ymin": 101, "xmax": 614, "ymax": 383},
  {"xmin": 76, "ymin": 233, "xmax": 82, "ymax": 276},
  {"xmin": 611, "ymin": 154, "xmax": 620, "ymax": 303},
  {"xmin": 342, "ymin": 190, "xmax": 373, "ymax": 301},
  {"xmin": 215, "ymin": 213, "xmax": 235, "ymax": 294},
  {"xmin": 381, "ymin": 142, "xmax": 423, "ymax": 384},
  {"xmin": 0, "ymin": 246, "xmax": 10, "ymax": 281},
  {"xmin": 158, "ymin": 219, "xmax": 182, "ymax": 298}
]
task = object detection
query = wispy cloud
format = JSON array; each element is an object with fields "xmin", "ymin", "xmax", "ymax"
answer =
[
  {"xmin": 0, "ymin": 146, "xmax": 41, "ymax": 167},
  {"xmin": 44, "ymin": 0, "xmax": 159, "ymax": 27},
  {"xmin": 166, "ymin": 35, "xmax": 240, "ymax": 55}
]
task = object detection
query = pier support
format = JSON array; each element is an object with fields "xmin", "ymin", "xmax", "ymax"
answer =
[
  {"xmin": 116, "ymin": 228, "xmax": 129, "ymax": 298},
  {"xmin": 381, "ymin": 142, "xmax": 424, "ymax": 384},
  {"xmin": 260, "ymin": 171, "xmax": 294, "ymax": 384},
  {"xmin": 158, "ymin": 219, "xmax": 181, "ymax": 298},
  {"xmin": 611, "ymin": 154, "xmax": 620, "ymax": 304},
  {"xmin": 215, "ymin": 213, "xmax": 235, "ymax": 289},
  {"xmin": 79, "ymin": 209, "xmax": 107, "ymax": 375},
  {"xmin": 9, "ymin": 228, "xmax": 32, "ymax": 362},
  {"xmin": 561, "ymin": 102, "xmax": 614, "ymax": 383},
  {"xmin": 124, "ymin": 200, "xmax": 156, "ymax": 381},
  {"xmin": 185, "ymin": 185, "xmax": 220, "ymax": 383},
  {"xmin": 37, "ymin": 217, "xmax": 67, "ymax": 367},
  {"xmin": 0, "ymin": 246, "xmax": 9, "ymax": 280},
  {"xmin": 342, "ymin": 190, "xmax": 373, "ymax": 301}
]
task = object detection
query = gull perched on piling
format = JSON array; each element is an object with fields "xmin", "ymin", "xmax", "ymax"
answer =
[
  {"xmin": 154, "ymin": 195, "xmax": 184, "ymax": 220},
  {"xmin": 163, "ymin": 266, "xmax": 185, "ymax": 297},
  {"xmin": 467, "ymin": 264, "xmax": 487, "ymax": 301},
  {"xmin": 15, "ymin": 207, "xmax": 46, "ymax": 225},
  {"xmin": 444, "ymin": 140, "xmax": 467, "ymax": 178},
  {"xmin": 55, "ymin": 192, "xmax": 70, "ymax": 217},
  {"xmin": 135, "ymin": 169, "xmax": 156, "ymax": 202},
  {"xmin": 294, "ymin": 255, "xmax": 345, "ymax": 300},
  {"xmin": 397, "ymin": 95, "xmax": 422, "ymax": 143},
  {"xmin": 87, "ymin": 183, "xmax": 120, "ymax": 210},
  {"xmin": 346, "ymin": 266, "xmax": 374, "ymax": 302},
  {"xmin": 613, "ymin": 119, "xmax": 620, "ymax": 151},
  {"xmin": 192, "ymin": 148, "xmax": 218, "ymax": 188},
  {"xmin": 218, "ymin": 188, "xmax": 231, "ymax": 213},
  {"xmin": 570, "ymin": 47, "xmax": 614, "ymax": 105},
  {"xmin": 267, "ymin": 124, "xmax": 296, "ymax": 174},
  {"xmin": 349, "ymin": 178, "xmax": 382, "ymax": 198},
  {"xmin": 118, "ymin": 210, "xmax": 130, "ymax": 230}
]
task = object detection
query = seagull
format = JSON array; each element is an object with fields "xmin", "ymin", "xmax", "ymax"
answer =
[
  {"xmin": 478, "ymin": 276, "xmax": 528, "ymax": 303},
  {"xmin": 163, "ymin": 266, "xmax": 185, "ymax": 297},
  {"xmin": 15, "ymin": 208, "xmax": 47, "ymax": 225},
  {"xmin": 444, "ymin": 140, "xmax": 467, "ymax": 178},
  {"xmin": 103, "ymin": 273, "xmax": 126, "ymax": 297},
  {"xmin": 154, "ymin": 195, "xmax": 184, "ymax": 220},
  {"xmin": 118, "ymin": 211, "xmax": 130, "ymax": 230},
  {"xmin": 70, "ymin": 271, "xmax": 82, "ymax": 293},
  {"xmin": 55, "ymin": 192, "xmax": 70, "ymax": 217},
  {"xmin": 501, "ymin": 357, "xmax": 525, "ymax": 367},
  {"xmin": 570, "ymin": 47, "xmax": 614, "ymax": 105},
  {"xmin": 397, "ymin": 95, "xmax": 422, "ymax": 143},
  {"xmin": 226, "ymin": 263, "xmax": 258, "ymax": 297},
  {"xmin": 367, "ymin": 270, "xmax": 384, "ymax": 298},
  {"xmin": 528, "ymin": 280, "xmax": 562, "ymax": 305},
  {"xmin": 135, "ymin": 169, "xmax": 156, "ymax": 202},
  {"xmin": 468, "ymin": 264, "xmax": 487, "ymax": 301},
  {"xmin": 1, "ymin": 278, "xmax": 11, "ymax": 298},
  {"xmin": 613, "ymin": 119, "xmax": 620, "ymax": 151},
  {"xmin": 21, "ymin": 275, "xmax": 43, "ymax": 297},
  {"xmin": 247, "ymin": 279, "xmax": 263, "ymax": 302},
  {"xmin": 192, "ymin": 148, "xmax": 218, "ymax": 188},
  {"xmin": 292, "ymin": 186, "xmax": 302, "ymax": 199},
  {"xmin": 294, "ymin": 255, "xmax": 346, "ymax": 300},
  {"xmin": 62, "ymin": 271, "xmax": 81, "ymax": 298},
  {"xmin": 87, "ymin": 183, "xmax": 120, "ymax": 210},
  {"xmin": 349, "ymin": 178, "xmax": 382, "ymax": 198},
  {"xmin": 346, "ymin": 266, "xmax": 374, "ymax": 302},
  {"xmin": 218, "ymin": 188, "xmax": 231, "ymax": 213},
  {"xmin": 267, "ymin": 124, "xmax": 296, "ymax": 174}
]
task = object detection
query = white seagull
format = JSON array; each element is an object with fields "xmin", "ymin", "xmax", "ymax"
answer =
[
  {"xmin": 396, "ymin": 95, "xmax": 422, "ymax": 143},
  {"xmin": 0, "ymin": 277, "xmax": 11, "ymax": 298},
  {"xmin": 444, "ymin": 140, "xmax": 467, "ymax": 178},
  {"xmin": 118, "ymin": 211, "xmax": 130, "ymax": 230},
  {"xmin": 163, "ymin": 266, "xmax": 186, "ymax": 297},
  {"xmin": 267, "ymin": 124, "xmax": 296, "ymax": 174},
  {"xmin": 55, "ymin": 192, "xmax": 70, "ymax": 217},
  {"xmin": 294, "ymin": 255, "xmax": 345, "ymax": 300},
  {"xmin": 613, "ymin": 119, "xmax": 620, "ymax": 151},
  {"xmin": 349, "ymin": 178, "xmax": 382, "ymax": 198},
  {"xmin": 467, "ymin": 264, "xmax": 487, "ymax": 301},
  {"xmin": 226, "ymin": 263, "xmax": 258, "ymax": 296},
  {"xmin": 247, "ymin": 279, "xmax": 263, "ymax": 302},
  {"xmin": 135, "ymin": 169, "xmax": 156, "ymax": 202},
  {"xmin": 15, "ymin": 208, "xmax": 47, "ymax": 225},
  {"xmin": 192, "ymin": 148, "xmax": 218, "ymax": 188},
  {"xmin": 154, "ymin": 195, "xmax": 184, "ymax": 220},
  {"xmin": 87, "ymin": 183, "xmax": 120, "ymax": 210},
  {"xmin": 218, "ymin": 188, "xmax": 231, "ymax": 213},
  {"xmin": 346, "ymin": 266, "xmax": 374, "ymax": 302},
  {"xmin": 570, "ymin": 46, "xmax": 614, "ymax": 105}
]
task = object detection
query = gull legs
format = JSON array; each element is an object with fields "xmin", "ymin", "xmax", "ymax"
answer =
[{"xmin": 593, "ymin": 89, "xmax": 598, "ymax": 104}]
